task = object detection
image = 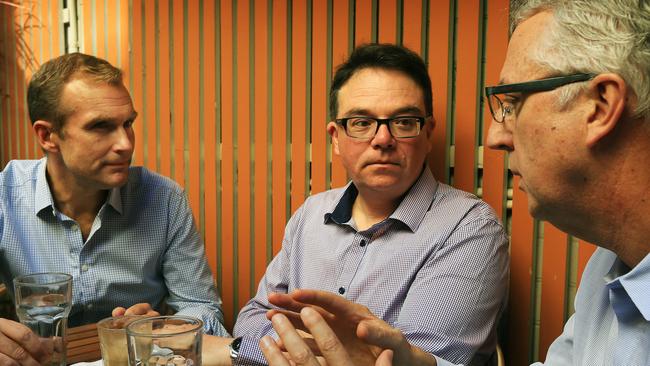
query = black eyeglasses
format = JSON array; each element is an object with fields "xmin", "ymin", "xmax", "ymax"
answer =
[
  {"xmin": 485, "ymin": 73, "xmax": 597, "ymax": 123},
  {"xmin": 335, "ymin": 116, "xmax": 427, "ymax": 139}
]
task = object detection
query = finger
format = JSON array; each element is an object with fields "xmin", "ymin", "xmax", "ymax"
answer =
[
  {"xmin": 375, "ymin": 350, "xmax": 394, "ymax": 366},
  {"xmin": 112, "ymin": 307, "xmax": 126, "ymax": 317},
  {"xmin": 290, "ymin": 289, "xmax": 371, "ymax": 320},
  {"xmin": 300, "ymin": 307, "xmax": 353, "ymax": 366},
  {"xmin": 123, "ymin": 303, "xmax": 158, "ymax": 316},
  {"xmin": 270, "ymin": 313, "xmax": 321, "ymax": 366},
  {"xmin": 357, "ymin": 319, "xmax": 404, "ymax": 350},
  {"xmin": 267, "ymin": 309, "xmax": 309, "ymax": 333},
  {"xmin": 0, "ymin": 319, "xmax": 49, "ymax": 364},
  {"xmin": 260, "ymin": 336, "xmax": 292, "ymax": 366},
  {"xmin": 270, "ymin": 293, "xmax": 336, "ymax": 322}
]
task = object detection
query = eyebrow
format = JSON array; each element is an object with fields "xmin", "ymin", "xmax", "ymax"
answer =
[
  {"xmin": 87, "ymin": 111, "xmax": 138, "ymax": 125},
  {"xmin": 341, "ymin": 106, "xmax": 425, "ymax": 117}
]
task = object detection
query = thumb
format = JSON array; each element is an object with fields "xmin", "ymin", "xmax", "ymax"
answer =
[
  {"xmin": 376, "ymin": 349, "xmax": 394, "ymax": 366},
  {"xmin": 112, "ymin": 307, "xmax": 127, "ymax": 317}
]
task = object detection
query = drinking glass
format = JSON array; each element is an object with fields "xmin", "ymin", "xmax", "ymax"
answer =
[
  {"xmin": 126, "ymin": 315, "xmax": 203, "ymax": 366},
  {"xmin": 13, "ymin": 272, "xmax": 73, "ymax": 366},
  {"xmin": 98, "ymin": 316, "xmax": 143, "ymax": 365}
]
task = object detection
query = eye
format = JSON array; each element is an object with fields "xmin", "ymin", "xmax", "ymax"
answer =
[
  {"xmin": 392, "ymin": 117, "xmax": 419, "ymax": 127},
  {"xmin": 348, "ymin": 117, "xmax": 375, "ymax": 128},
  {"xmin": 501, "ymin": 95, "xmax": 519, "ymax": 117},
  {"xmin": 124, "ymin": 119, "xmax": 135, "ymax": 128}
]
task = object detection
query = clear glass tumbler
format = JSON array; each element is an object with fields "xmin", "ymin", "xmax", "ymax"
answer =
[
  {"xmin": 13, "ymin": 272, "xmax": 73, "ymax": 366},
  {"xmin": 126, "ymin": 315, "xmax": 203, "ymax": 366}
]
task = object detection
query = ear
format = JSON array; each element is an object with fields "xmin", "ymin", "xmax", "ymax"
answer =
[
  {"xmin": 327, "ymin": 121, "xmax": 341, "ymax": 155},
  {"xmin": 585, "ymin": 73, "xmax": 627, "ymax": 148},
  {"xmin": 33, "ymin": 120, "xmax": 60, "ymax": 153}
]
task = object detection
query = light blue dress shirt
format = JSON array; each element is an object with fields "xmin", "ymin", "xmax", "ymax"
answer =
[
  {"xmin": 437, "ymin": 248, "xmax": 650, "ymax": 366},
  {"xmin": 234, "ymin": 168, "xmax": 510, "ymax": 366},
  {"xmin": 0, "ymin": 158, "xmax": 229, "ymax": 336}
]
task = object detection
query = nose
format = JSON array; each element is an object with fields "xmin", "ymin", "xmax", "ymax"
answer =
[
  {"xmin": 114, "ymin": 126, "xmax": 135, "ymax": 154},
  {"xmin": 486, "ymin": 121, "xmax": 514, "ymax": 152},
  {"xmin": 370, "ymin": 124, "xmax": 395, "ymax": 149}
]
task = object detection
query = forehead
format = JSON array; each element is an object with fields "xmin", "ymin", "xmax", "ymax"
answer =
[
  {"xmin": 60, "ymin": 77, "xmax": 135, "ymax": 121},
  {"xmin": 500, "ymin": 11, "xmax": 554, "ymax": 84},
  {"xmin": 337, "ymin": 67, "xmax": 425, "ymax": 115}
]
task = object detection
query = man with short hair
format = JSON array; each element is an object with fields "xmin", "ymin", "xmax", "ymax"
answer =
[
  {"xmin": 0, "ymin": 53, "xmax": 229, "ymax": 364},
  {"xmin": 259, "ymin": 1, "xmax": 650, "ymax": 365},
  {"xmin": 202, "ymin": 43, "xmax": 509, "ymax": 366}
]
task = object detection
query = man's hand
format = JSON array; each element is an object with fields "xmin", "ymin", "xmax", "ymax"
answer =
[
  {"xmin": 112, "ymin": 303, "xmax": 160, "ymax": 317},
  {"xmin": 264, "ymin": 289, "xmax": 437, "ymax": 366},
  {"xmin": 0, "ymin": 317, "xmax": 52, "ymax": 365},
  {"xmin": 201, "ymin": 335, "xmax": 234, "ymax": 366}
]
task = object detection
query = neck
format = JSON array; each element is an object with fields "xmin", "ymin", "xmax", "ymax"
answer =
[
  {"xmin": 46, "ymin": 158, "xmax": 107, "ymax": 222},
  {"xmin": 568, "ymin": 119, "xmax": 650, "ymax": 268},
  {"xmin": 351, "ymin": 190, "xmax": 402, "ymax": 231}
]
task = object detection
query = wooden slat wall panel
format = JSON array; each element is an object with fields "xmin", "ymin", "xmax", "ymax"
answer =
[{"xmin": 0, "ymin": 1, "xmax": 603, "ymax": 362}]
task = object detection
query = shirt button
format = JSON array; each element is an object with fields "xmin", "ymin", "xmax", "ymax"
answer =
[
  {"xmin": 338, "ymin": 287, "xmax": 345, "ymax": 295},
  {"xmin": 71, "ymin": 224, "xmax": 79, "ymax": 232},
  {"xmin": 360, "ymin": 240, "xmax": 366, "ymax": 247},
  {"xmin": 81, "ymin": 264, "xmax": 89, "ymax": 272},
  {"xmin": 87, "ymin": 303, "xmax": 93, "ymax": 309}
]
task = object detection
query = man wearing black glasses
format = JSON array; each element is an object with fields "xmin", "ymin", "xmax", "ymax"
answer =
[
  {"xmin": 259, "ymin": 1, "xmax": 650, "ymax": 365},
  {"xmin": 201, "ymin": 43, "xmax": 509, "ymax": 365}
]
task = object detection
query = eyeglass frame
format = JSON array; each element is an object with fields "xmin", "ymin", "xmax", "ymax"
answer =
[
  {"xmin": 484, "ymin": 73, "xmax": 597, "ymax": 123},
  {"xmin": 334, "ymin": 116, "xmax": 428, "ymax": 139}
]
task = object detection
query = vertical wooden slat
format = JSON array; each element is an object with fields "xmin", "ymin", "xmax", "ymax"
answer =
[
  {"xmin": 82, "ymin": 0, "xmax": 93, "ymax": 53},
  {"xmin": 144, "ymin": 0, "xmax": 157, "ymax": 171},
  {"xmin": 24, "ymin": 2, "xmax": 35, "ymax": 159},
  {"xmin": 95, "ymin": 0, "xmax": 106, "ymax": 59},
  {"xmin": 1, "ymin": 6, "xmax": 9, "ymax": 166},
  {"xmin": 538, "ymin": 224, "xmax": 569, "ymax": 359},
  {"xmin": 158, "ymin": 1, "xmax": 171, "ymax": 177},
  {"xmin": 377, "ymin": 0, "xmax": 397, "ymax": 43},
  {"xmin": 119, "ymin": 0, "xmax": 130, "ymax": 76},
  {"xmin": 16, "ymin": 7, "xmax": 27, "ymax": 160},
  {"xmin": 235, "ymin": 0, "xmax": 252, "ymax": 310},
  {"xmin": 7, "ymin": 3, "xmax": 17, "ymax": 160},
  {"xmin": 355, "ymin": 0, "xmax": 373, "ymax": 45},
  {"xmin": 507, "ymin": 179, "xmax": 536, "ymax": 365},
  {"xmin": 426, "ymin": 0, "xmax": 451, "ymax": 182},
  {"xmin": 481, "ymin": 0, "xmax": 508, "ymax": 221},
  {"xmin": 187, "ymin": 0, "xmax": 201, "ymax": 226},
  {"xmin": 106, "ymin": 0, "xmax": 118, "ymax": 66},
  {"xmin": 401, "ymin": 0, "xmax": 423, "ymax": 54},
  {"xmin": 131, "ymin": 0, "xmax": 144, "ymax": 166},
  {"xmin": 453, "ymin": 0, "xmax": 479, "ymax": 194},
  {"xmin": 310, "ymin": 0, "xmax": 327, "ymax": 195},
  {"xmin": 290, "ymin": 0, "xmax": 308, "ymax": 212},
  {"xmin": 329, "ymin": 0, "xmax": 349, "ymax": 189},
  {"xmin": 202, "ymin": 0, "xmax": 218, "ymax": 277},
  {"xmin": 271, "ymin": 0, "xmax": 288, "ymax": 256},
  {"xmin": 253, "ymin": 0, "xmax": 269, "ymax": 285},
  {"xmin": 219, "ymin": 0, "xmax": 236, "ymax": 329},
  {"xmin": 172, "ymin": 0, "xmax": 185, "ymax": 187}
]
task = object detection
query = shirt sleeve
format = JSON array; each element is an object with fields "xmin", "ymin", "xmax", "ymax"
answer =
[
  {"xmin": 530, "ymin": 314, "xmax": 575, "ymax": 365},
  {"xmin": 394, "ymin": 216, "xmax": 510, "ymax": 364},
  {"xmin": 162, "ymin": 190, "xmax": 230, "ymax": 337},
  {"xmin": 229, "ymin": 206, "xmax": 303, "ymax": 365}
]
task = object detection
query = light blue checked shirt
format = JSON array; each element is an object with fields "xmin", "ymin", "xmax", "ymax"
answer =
[
  {"xmin": 437, "ymin": 248, "xmax": 650, "ymax": 366},
  {"xmin": 0, "ymin": 158, "xmax": 229, "ymax": 336},
  {"xmin": 233, "ymin": 167, "xmax": 510, "ymax": 366}
]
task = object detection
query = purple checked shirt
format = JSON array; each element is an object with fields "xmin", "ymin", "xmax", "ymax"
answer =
[{"xmin": 233, "ymin": 167, "xmax": 510, "ymax": 365}]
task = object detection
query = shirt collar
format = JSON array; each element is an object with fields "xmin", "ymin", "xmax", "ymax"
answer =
[
  {"xmin": 34, "ymin": 157, "xmax": 124, "ymax": 216},
  {"xmin": 605, "ymin": 252, "xmax": 650, "ymax": 322},
  {"xmin": 324, "ymin": 167, "xmax": 438, "ymax": 232},
  {"xmin": 34, "ymin": 158, "xmax": 56, "ymax": 216}
]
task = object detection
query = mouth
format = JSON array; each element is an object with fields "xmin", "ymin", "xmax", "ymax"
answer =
[{"xmin": 365, "ymin": 161, "xmax": 400, "ymax": 167}]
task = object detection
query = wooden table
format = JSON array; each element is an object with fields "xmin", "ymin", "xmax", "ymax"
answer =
[{"xmin": 66, "ymin": 323, "xmax": 101, "ymax": 364}]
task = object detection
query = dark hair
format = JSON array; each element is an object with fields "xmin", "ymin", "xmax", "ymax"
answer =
[
  {"xmin": 27, "ymin": 52, "xmax": 123, "ymax": 131},
  {"xmin": 329, "ymin": 43, "xmax": 433, "ymax": 119}
]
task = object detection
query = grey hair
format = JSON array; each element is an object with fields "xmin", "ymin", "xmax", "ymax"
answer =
[{"xmin": 511, "ymin": 0, "xmax": 650, "ymax": 120}]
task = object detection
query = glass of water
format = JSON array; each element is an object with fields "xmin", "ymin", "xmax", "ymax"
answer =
[
  {"xmin": 13, "ymin": 272, "xmax": 73, "ymax": 366},
  {"xmin": 126, "ymin": 315, "xmax": 203, "ymax": 366}
]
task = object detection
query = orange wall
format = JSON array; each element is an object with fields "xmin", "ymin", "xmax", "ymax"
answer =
[{"xmin": 0, "ymin": 1, "xmax": 596, "ymax": 363}]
